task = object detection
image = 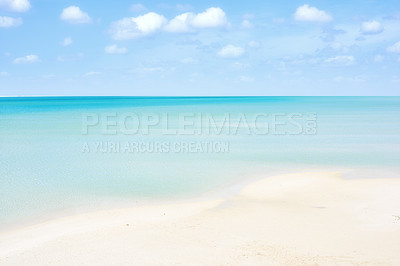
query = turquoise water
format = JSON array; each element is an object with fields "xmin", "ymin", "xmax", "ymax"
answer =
[{"xmin": 1, "ymin": 97, "xmax": 400, "ymax": 228}]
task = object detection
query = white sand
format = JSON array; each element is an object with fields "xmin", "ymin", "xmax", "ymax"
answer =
[{"xmin": 1, "ymin": 171, "xmax": 400, "ymax": 265}]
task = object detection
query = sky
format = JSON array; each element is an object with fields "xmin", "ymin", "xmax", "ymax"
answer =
[{"xmin": 0, "ymin": 0, "xmax": 400, "ymax": 96}]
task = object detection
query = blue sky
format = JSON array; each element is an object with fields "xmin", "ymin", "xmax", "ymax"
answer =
[{"xmin": 0, "ymin": 0, "xmax": 399, "ymax": 96}]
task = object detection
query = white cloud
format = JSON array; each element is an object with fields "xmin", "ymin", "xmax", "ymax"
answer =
[
  {"xmin": 130, "ymin": 3, "xmax": 146, "ymax": 13},
  {"xmin": 217, "ymin": 45, "xmax": 244, "ymax": 58},
  {"xmin": 105, "ymin": 44, "xmax": 127, "ymax": 54},
  {"xmin": 387, "ymin": 41, "xmax": 400, "ymax": 53},
  {"xmin": 191, "ymin": 7, "xmax": 227, "ymax": 28},
  {"xmin": 324, "ymin": 55, "xmax": 355, "ymax": 66},
  {"xmin": 164, "ymin": 12, "xmax": 194, "ymax": 33},
  {"xmin": 164, "ymin": 7, "xmax": 228, "ymax": 33},
  {"xmin": 13, "ymin": 54, "xmax": 39, "ymax": 64},
  {"xmin": 294, "ymin": 4, "xmax": 332, "ymax": 23},
  {"xmin": 60, "ymin": 6, "xmax": 91, "ymax": 24},
  {"xmin": 0, "ymin": 71, "xmax": 8, "ymax": 76},
  {"xmin": 109, "ymin": 12, "xmax": 167, "ymax": 40},
  {"xmin": 0, "ymin": 16, "xmax": 22, "ymax": 27},
  {"xmin": 61, "ymin": 37, "xmax": 73, "ymax": 46},
  {"xmin": 110, "ymin": 7, "xmax": 228, "ymax": 38},
  {"xmin": 0, "ymin": 0, "xmax": 30, "ymax": 12},
  {"xmin": 361, "ymin": 20, "xmax": 383, "ymax": 35},
  {"xmin": 84, "ymin": 71, "xmax": 100, "ymax": 77}
]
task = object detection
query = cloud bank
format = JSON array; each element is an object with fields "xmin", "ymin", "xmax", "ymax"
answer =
[{"xmin": 110, "ymin": 7, "xmax": 228, "ymax": 40}]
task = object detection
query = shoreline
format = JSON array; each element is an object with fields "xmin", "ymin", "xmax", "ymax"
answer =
[
  {"xmin": 0, "ymin": 167, "xmax": 354, "ymax": 234},
  {"xmin": 1, "ymin": 171, "xmax": 400, "ymax": 265}
]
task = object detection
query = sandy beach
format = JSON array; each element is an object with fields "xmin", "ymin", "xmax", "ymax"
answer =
[{"xmin": 0, "ymin": 171, "xmax": 399, "ymax": 265}]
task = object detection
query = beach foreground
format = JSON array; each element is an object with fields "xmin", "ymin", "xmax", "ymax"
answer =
[{"xmin": 1, "ymin": 172, "xmax": 399, "ymax": 265}]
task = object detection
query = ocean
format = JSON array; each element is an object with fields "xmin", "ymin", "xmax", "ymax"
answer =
[{"xmin": 1, "ymin": 97, "xmax": 399, "ymax": 228}]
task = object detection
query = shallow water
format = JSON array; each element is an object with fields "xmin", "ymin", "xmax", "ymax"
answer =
[{"xmin": 1, "ymin": 97, "xmax": 399, "ymax": 228}]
